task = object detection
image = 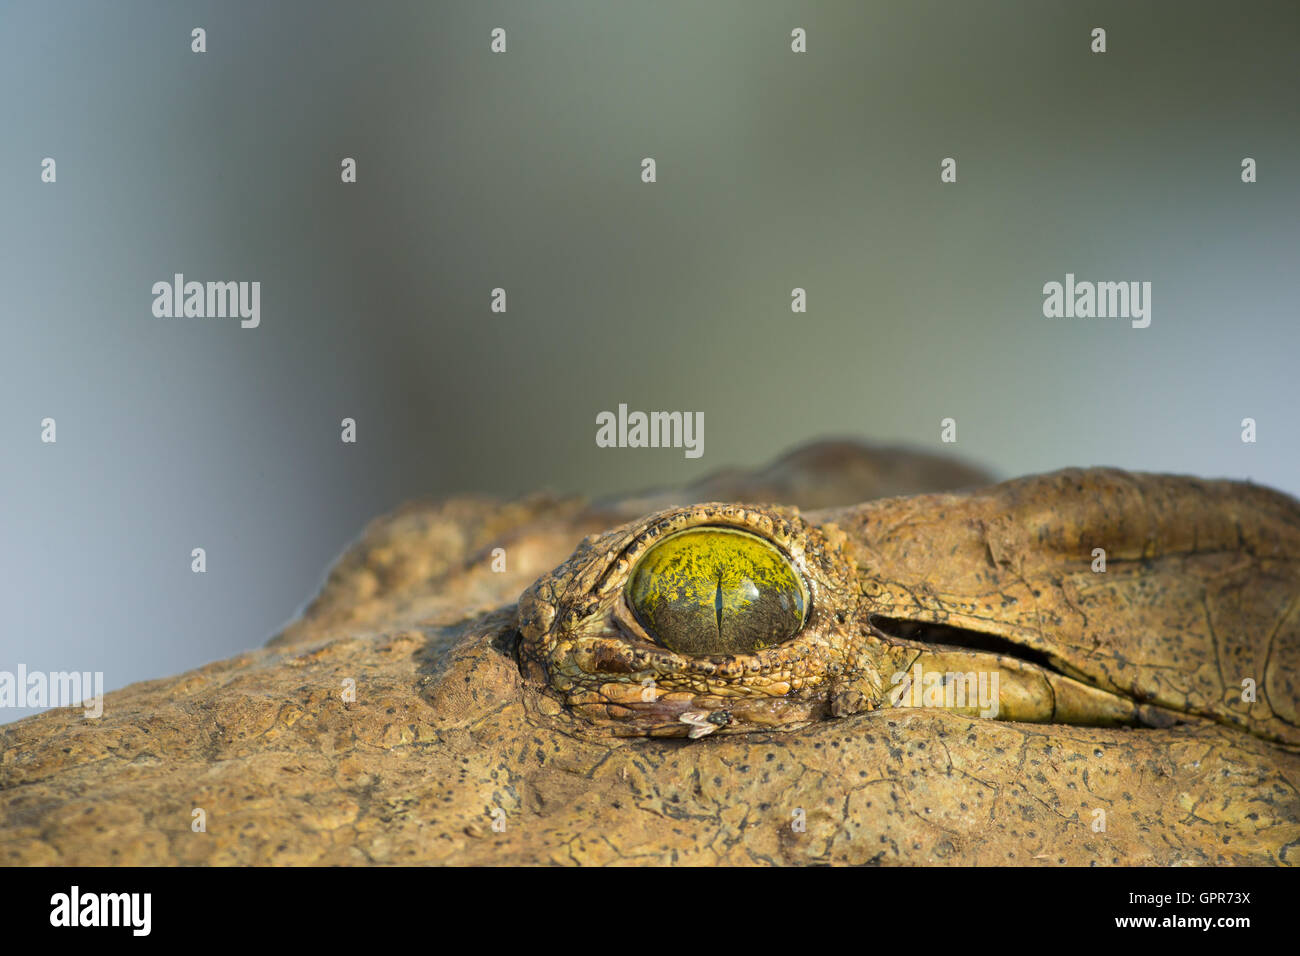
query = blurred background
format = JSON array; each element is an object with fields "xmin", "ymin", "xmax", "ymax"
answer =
[{"xmin": 2, "ymin": 0, "xmax": 1297, "ymax": 721}]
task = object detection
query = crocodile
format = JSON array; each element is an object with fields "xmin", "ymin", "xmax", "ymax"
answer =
[{"xmin": 1, "ymin": 441, "xmax": 1297, "ymax": 865}]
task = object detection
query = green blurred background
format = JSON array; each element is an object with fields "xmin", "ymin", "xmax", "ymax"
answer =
[{"xmin": 2, "ymin": 0, "xmax": 1297, "ymax": 719}]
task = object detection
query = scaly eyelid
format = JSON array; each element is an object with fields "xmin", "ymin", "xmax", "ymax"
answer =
[
  {"xmin": 595, "ymin": 507, "xmax": 810, "ymax": 593},
  {"xmin": 516, "ymin": 500, "xmax": 865, "ymax": 734}
]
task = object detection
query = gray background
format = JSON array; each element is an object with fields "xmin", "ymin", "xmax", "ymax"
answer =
[{"xmin": 2, "ymin": 0, "xmax": 1297, "ymax": 722}]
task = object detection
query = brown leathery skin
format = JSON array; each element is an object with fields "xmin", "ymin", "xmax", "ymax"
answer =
[
  {"xmin": 831, "ymin": 468, "xmax": 1300, "ymax": 745},
  {"xmin": 2, "ymin": 443, "xmax": 1298, "ymax": 865}
]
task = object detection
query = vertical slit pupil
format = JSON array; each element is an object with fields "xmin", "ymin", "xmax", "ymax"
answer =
[{"xmin": 714, "ymin": 576, "xmax": 724, "ymax": 637}]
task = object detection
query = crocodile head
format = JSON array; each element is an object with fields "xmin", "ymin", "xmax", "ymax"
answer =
[{"xmin": 2, "ymin": 441, "xmax": 1297, "ymax": 865}]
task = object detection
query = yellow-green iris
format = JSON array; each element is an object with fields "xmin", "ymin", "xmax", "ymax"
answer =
[{"xmin": 626, "ymin": 527, "xmax": 806, "ymax": 656}]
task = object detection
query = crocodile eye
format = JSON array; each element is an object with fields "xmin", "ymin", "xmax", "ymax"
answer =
[{"xmin": 626, "ymin": 527, "xmax": 806, "ymax": 656}]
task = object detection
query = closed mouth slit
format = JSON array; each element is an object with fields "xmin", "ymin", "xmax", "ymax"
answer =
[
  {"xmin": 869, "ymin": 614, "xmax": 1069, "ymax": 678},
  {"xmin": 867, "ymin": 613, "xmax": 1198, "ymax": 731}
]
